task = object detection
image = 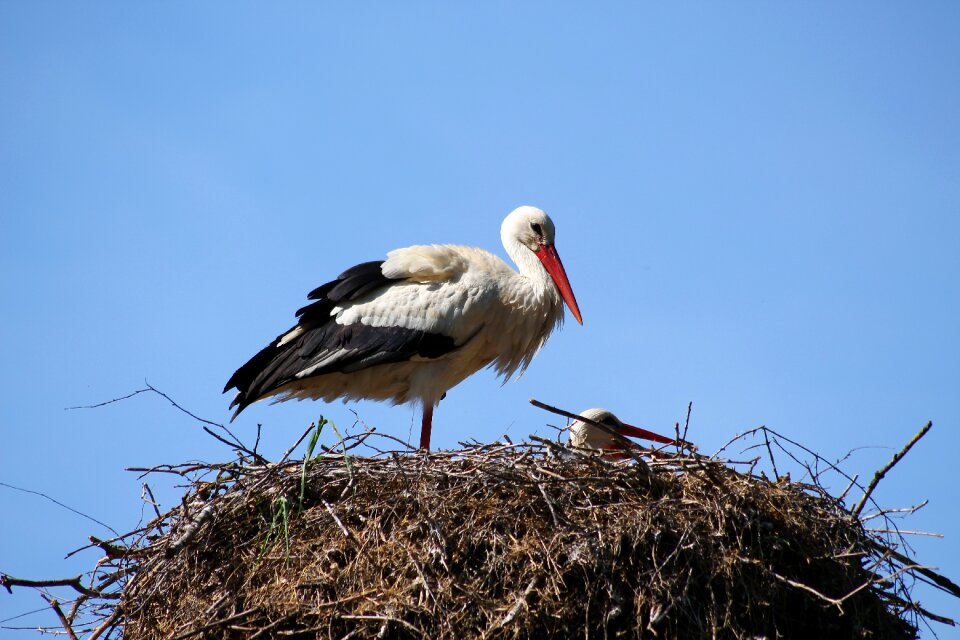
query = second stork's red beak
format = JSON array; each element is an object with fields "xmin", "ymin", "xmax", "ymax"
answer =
[
  {"xmin": 535, "ymin": 244, "xmax": 583, "ymax": 325},
  {"xmin": 617, "ymin": 422, "xmax": 676, "ymax": 446}
]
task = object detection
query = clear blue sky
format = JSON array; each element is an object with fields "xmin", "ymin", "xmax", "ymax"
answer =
[{"xmin": 2, "ymin": 2, "xmax": 958, "ymax": 634}]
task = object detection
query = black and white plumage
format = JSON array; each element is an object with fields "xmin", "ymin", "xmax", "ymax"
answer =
[{"xmin": 224, "ymin": 206, "xmax": 583, "ymax": 450}]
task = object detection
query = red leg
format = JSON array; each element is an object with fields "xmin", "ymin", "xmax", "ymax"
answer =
[{"xmin": 419, "ymin": 404, "xmax": 434, "ymax": 451}]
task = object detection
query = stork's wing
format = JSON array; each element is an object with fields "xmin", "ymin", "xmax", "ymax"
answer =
[
  {"xmin": 224, "ymin": 248, "xmax": 484, "ymax": 418},
  {"xmin": 381, "ymin": 244, "xmax": 470, "ymax": 282}
]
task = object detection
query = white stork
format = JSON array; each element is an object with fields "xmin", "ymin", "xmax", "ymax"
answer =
[
  {"xmin": 224, "ymin": 205, "xmax": 583, "ymax": 450},
  {"xmin": 569, "ymin": 408, "xmax": 677, "ymax": 459}
]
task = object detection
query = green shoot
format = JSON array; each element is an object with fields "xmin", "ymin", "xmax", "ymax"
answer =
[
  {"xmin": 257, "ymin": 494, "xmax": 291, "ymax": 564},
  {"xmin": 328, "ymin": 419, "xmax": 355, "ymax": 490},
  {"xmin": 299, "ymin": 417, "xmax": 326, "ymax": 513}
]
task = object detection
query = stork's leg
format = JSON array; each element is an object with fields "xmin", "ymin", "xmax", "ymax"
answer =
[{"xmin": 419, "ymin": 405, "xmax": 434, "ymax": 451}]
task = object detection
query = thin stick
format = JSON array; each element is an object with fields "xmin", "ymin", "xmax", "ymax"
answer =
[
  {"xmin": 339, "ymin": 615, "xmax": 426, "ymax": 638},
  {"xmin": 87, "ymin": 611, "xmax": 123, "ymax": 640},
  {"xmin": 202, "ymin": 426, "xmax": 267, "ymax": 465},
  {"xmin": 169, "ymin": 609, "xmax": 258, "ymax": 640},
  {"xmin": 762, "ymin": 428, "xmax": 780, "ymax": 480},
  {"xmin": 142, "ymin": 482, "xmax": 163, "ymax": 524},
  {"xmin": 322, "ymin": 500, "xmax": 354, "ymax": 541},
  {"xmin": 0, "ymin": 574, "xmax": 113, "ymax": 599},
  {"xmin": 867, "ymin": 540, "xmax": 960, "ymax": 599},
  {"xmin": 481, "ymin": 575, "xmax": 541, "ymax": 638},
  {"xmin": 852, "ymin": 422, "xmax": 932, "ymax": 517},
  {"xmin": 865, "ymin": 529, "xmax": 943, "ymax": 538},
  {"xmin": 42, "ymin": 596, "xmax": 79, "ymax": 640},
  {"xmin": 65, "ymin": 388, "xmax": 152, "ymax": 410},
  {"xmin": 280, "ymin": 423, "xmax": 324, "ymax": 465},
  {"xmin": 165, "ymin": 503, "xmax": 216, "ymax": 558},
  {"xmin": 0, "ymin": 482, "xmax": 118, "ymax": 536},
  {"xmin": 837, "ymin": 474, "xmax": 859, "ymax": 503},
  {"xmin": 500, "ymin": 575, "xmax": 541, "ymax": 625},
  {"xmin": 681, "ymin": 401, "xmax": 692, "ymax": 446},
  {"xmin": 861, "ymin": 500, "xmax": 929, "ymax": 522}
]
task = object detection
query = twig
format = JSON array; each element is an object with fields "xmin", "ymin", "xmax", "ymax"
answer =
[
  {"xmin": 0, "ymin": 604, "xmax": 56, "ymax": 625},
  {"xmin": 322, "ymin": 500, "xmax": 354, "ymax": 541},
  {"xmin": 405, "ymin": 550, "xmax": 436, "ymax": 603},
  {"xmin": 861, "ymin": 500, "xmax": 929, "ymax": 522},
  {"xmin": 170, "ymin": 608, "xmax": 258, "ymax": 640},
  {"xmin": 254, "ymin": 423, "xmax": 263, "ymax": 458},
  {"xmin": 853, "ymin": 422, "xmax": 933, "ymax": 517},
  {"xmin": 742, "ymin": 555, "xmax": 923, "ymax": 612},
  {"xmin": 67, "ymin": 383, "xmax": 267, "ymax": 464},
  {"xmin": 867, "ymin": 540, "xmax": 960, "ymax": 599},
  {"xmin": 0, "ymin": 482, "xmax": 118, "ymax": 536},
  {"xmin": 280, "ymin": 423, "xmax": 324, "ymax": 465},
  {"xmin": 680, "ymin": 401, "xmax": 692, "ymax": 450},
  {"xmin": 89, "ymin": 536, "xmax": 130, "ymax": 560},
  {"xmin": 41, "ymin": 596, "xmax": 78, "ymax": 640},
  {"xmin": 0, "ymin": 574, "xmax": 115, "ymax": 599},
  {"xmin": 249, "ymin": 614, "xmax": 297, "ymax": 640},
  {"xmin": 837, "ymin": 474, "xmax": 859, "ymax": 503},
  {"xmin": 339, "ymin": 615, "xmax": 425, "ymax": 638},
  {"xmin": 165, "ymin": 503, "xmax": 216, "ymax": 558},
  {"xmin": 762, "ymin": 427, "xmax": 780, "ymax": 480},
  {"xmin": 65, "ymin": 388, "xmax": 152, "ymax": 410},
  {"xmin": 865, "ymin": 529, "xmax": 943, "ymax": 538},
  {"xmin": 142, "ymin": 381, "xmax": 222, "ymax": 429},
  {"xmin": 535, "ymin": 479, "xmax": 560, "ymax": 526},
  {"xmin": 714, "ymin": 426, "xmax": 873, "ymax": 513},
  {"xmin": 494, "ymin": 575, "xmax": 541, "ymax": 631},
  {"xmin": 881, "ymin": 591, "xmax": 956, "ymax": 626},
  {"xmin": 202, "ymin": 426, "xmax": 268, "ymax": 465}
]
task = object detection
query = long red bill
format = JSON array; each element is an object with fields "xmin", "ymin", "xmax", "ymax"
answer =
[
  {"xmin": 534, "ymin": 244, "xmax": 583, "ymax": 325},
  {"xmin": 618, "ymin": 422, "xmax": 675, "ymax": 445}
]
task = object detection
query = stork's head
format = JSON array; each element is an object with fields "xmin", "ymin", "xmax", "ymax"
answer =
[
  {"xmin": 501, "ymin": 205, "xmax": 583, "ymax": 324},
  {"xmin": 569, "ymin": 408, "xmax": 676, "ymax": 457}
]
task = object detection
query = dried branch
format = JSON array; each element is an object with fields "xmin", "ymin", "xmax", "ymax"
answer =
[
  {"xmin": 169, "ymin": 608, "xmax": 258, "ymax": 640},
  {"xmin": 0, "ymin": 574, "xmax": 115, "ymax": 599},
  {"xmin": 164, "ymin": 503, "xmax": 216, "ymax": 558},
  {"xmin": 41, "ymin": 596, "xmax": 79, "ymax": 640},
  {"xmin": 483, "ymin": 575, "xmax": 541, "ymax": 637},
  {"xmin": 861, "ymin": 500, "xmax": 929, "ymax": 522},
  {"xmin": 853, "ymin": 422, "xmax": 933, "ymax": 517},
  {"xmin": 867, "ymin": 540, "xmax": 960, "ymax": 599}
]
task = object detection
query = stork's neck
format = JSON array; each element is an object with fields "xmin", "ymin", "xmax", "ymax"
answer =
[{"xmin": 504, "ymin": 238, "xmax": 552, "ymax": 286}]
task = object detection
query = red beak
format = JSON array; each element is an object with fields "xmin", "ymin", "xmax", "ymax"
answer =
[
  {"xmin": 535, "ymin": 244, "xmax": 583, "ymax": 325},
  {"xmin": 617, "ymin": 422, "xmax": 675, "ymax": 445}
]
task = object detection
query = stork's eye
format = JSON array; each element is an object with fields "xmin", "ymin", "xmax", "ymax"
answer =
[{"xmin": 530, "ymin": 222, "xmax": 543, "ymax": 236}]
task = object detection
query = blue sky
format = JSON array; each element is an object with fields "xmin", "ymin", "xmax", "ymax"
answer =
[{"xmin": 2, "ymin": 2, "xmax": 958, "ymax": 634}]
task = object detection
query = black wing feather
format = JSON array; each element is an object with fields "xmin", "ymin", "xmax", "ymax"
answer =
[
  {"xmin": 307, "ymin": 261, "xmax": 386, "ymax": 301},
  {"xmin": 224, "ymin": 260, "xmax": 457, "ymax": 419}
]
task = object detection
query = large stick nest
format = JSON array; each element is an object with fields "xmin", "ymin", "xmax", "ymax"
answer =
[
  {"xmin": 86, "ymin": 421, "xmax": 955, "ymax": 640},
  {"xmin": 9, "ymin": 414, "xmax": 958, "ymax": 640}
]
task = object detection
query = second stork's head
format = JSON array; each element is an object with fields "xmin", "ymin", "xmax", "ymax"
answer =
[
  {"xmin": 501, "ymin": 205, "xmax": 583, "ymax": 325},
  {"xmin": 569, "ymin": 408, "xmax": 675, "ymax": 457}
]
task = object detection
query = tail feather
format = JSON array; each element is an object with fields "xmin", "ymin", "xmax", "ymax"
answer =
[
  {"xmin": 224, "ymin": 258, "xmax": 393, "ymax": 420},
  {"xmin": 223, "ymin": 332, "xmax": 293, "ymax": 419}
]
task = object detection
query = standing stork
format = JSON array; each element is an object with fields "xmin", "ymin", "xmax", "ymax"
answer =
[
  {"xmin": 224, "ymin": 206, "xmax": 583, "ymax": 450},
  {"xmin": 569, "ymin": 408, "xmax": 679, "ymax": 459}
]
